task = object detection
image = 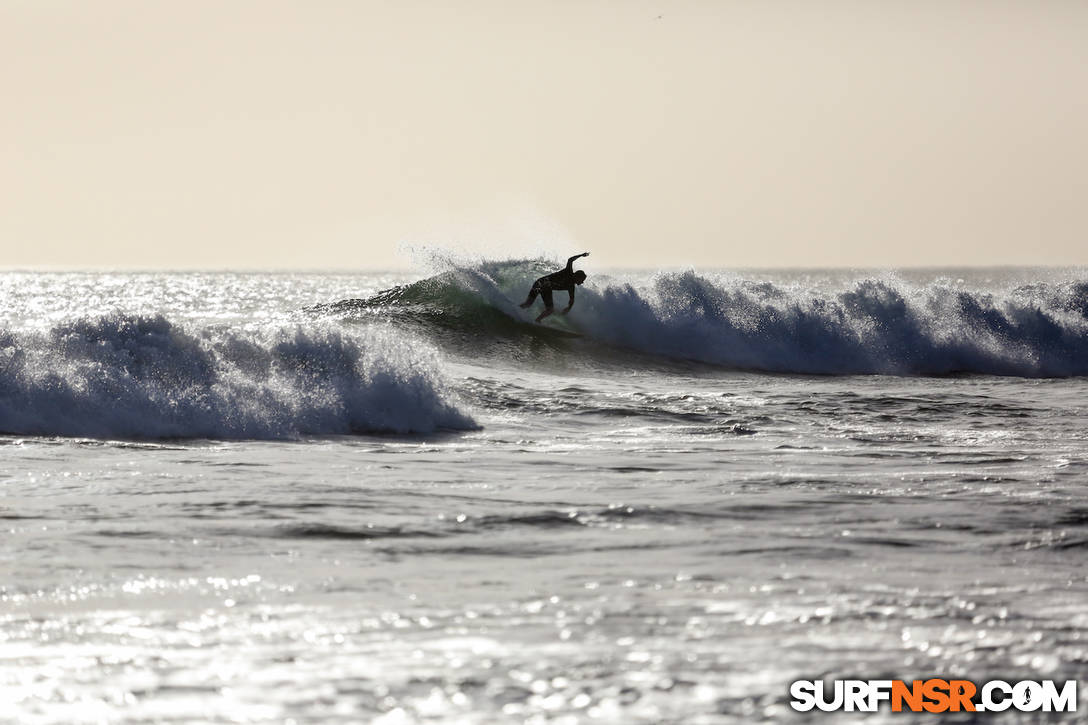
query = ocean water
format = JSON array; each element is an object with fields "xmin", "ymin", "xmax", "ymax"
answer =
[{"xmin": 2, "ymin": 262, "xmax": 1087, "ymax": 723}]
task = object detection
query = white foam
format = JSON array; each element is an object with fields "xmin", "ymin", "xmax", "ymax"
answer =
[
  {"xmin": 0, "ymin": 315, "xmax": 476, "ymax": 439},
  {"xmin": 573, "ymin": 272, "xmax": 1088, "ymax": 376}
]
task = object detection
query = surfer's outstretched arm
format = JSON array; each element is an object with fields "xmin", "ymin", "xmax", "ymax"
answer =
[
  {"xmin": 565, "ymin": 252, "xmax": 589, "ymax": 271},
  {"xmin": 562, "ymin": 287, "xmax": 575, "ymax": 314}
]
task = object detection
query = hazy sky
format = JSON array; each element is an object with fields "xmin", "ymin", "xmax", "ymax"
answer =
[{"xmin": 3, "ymin": 1, "xmax": 1086, "ymax": 270}]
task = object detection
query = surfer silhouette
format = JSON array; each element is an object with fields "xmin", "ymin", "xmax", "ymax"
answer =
[{"xmin": 519, "ymin": 252, "xmax": 589, "ymax": 322}]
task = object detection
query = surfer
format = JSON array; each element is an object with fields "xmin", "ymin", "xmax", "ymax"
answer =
[{"xmin": 519, "ymin": 252, "xmax": 590, "ymax": 322}]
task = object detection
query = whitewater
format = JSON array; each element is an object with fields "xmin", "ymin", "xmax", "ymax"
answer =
[{"xmin": 2, "ymin": 263, "xmax": 1087, "ymax": 723}]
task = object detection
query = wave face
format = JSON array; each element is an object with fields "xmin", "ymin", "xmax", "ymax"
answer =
[
  {"xmin": 0, "ymin": 315, "xmax": 475, "ymax": 439},
  {"xmin": 325, "ymin": 261, "xmax": 1088, "ymax": 377}
]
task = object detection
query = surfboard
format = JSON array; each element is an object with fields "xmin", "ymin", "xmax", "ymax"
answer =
[
  {"xmin": 537, "ymin": 317, "xmax": 584, "ymax": 338},
  {"xmin": 536, "ymin": 323, "xmax": 583, "ymax": 339},
  {"xmin": 508, "ymin": 309, "xmax": 584, "ymax": 338}
]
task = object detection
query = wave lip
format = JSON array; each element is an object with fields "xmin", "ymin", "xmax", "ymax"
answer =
[{"xmin": 0, "ymin": 315, "xmax": 476, "ymax": 440}]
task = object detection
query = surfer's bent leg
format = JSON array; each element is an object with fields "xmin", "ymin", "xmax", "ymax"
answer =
[
  {"xmin": 535, "ymin": 288, "xmax": 555, "ymax": 322},
  {"xmin": 520, "ymin": 281, "xmax": 542, "ymax": 308}
]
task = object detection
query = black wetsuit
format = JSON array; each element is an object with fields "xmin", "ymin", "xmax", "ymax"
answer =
[
  {"xmin": 520, "ymin": 253, "xmax": 589, "ymax": 322},
  {"xmin": 524, "ymin": 268, "xmax": 576, "ymax": 309},
  {"xmin": 520, "ymin": 252, "xmax": 587, "ymax": 311}
]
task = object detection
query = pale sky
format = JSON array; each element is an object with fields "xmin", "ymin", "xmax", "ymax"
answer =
[{"xmin": 3, "ymin": 1, "xmax": 1086, "ymax": 270}]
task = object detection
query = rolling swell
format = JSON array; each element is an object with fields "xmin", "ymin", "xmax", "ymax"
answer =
[
  {"xmin": 0, "ymin": 315, "xmax": 475, "ymax": 440},
  {"xmin": 323, "ymin": 261, "xmax": 1088, "ymax": 377}
]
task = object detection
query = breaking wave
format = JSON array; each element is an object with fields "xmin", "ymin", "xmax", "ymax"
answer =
[
  {"xmin": 0, "ymin": 315, "xmax": 476, "ymax": 440},
  {"xmin": 318, "ymin": 260, "xmax": 1088, "ymax": 377}
]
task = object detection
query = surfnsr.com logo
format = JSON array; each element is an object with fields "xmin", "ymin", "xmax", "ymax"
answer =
[{"xmin": 789, "ymin": 679, "xmax": 1077, "ymax": 713}]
